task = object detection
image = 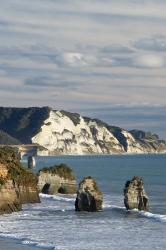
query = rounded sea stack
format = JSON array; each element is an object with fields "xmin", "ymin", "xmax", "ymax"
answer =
[
  {"xmin": 38, "ymin": 163, "xmax": 77, "ymax": 194},
  {"xmin": 75, "ymin": 176, "xmax": 103, "ymax": 212},
  {"xmin": 124, "ymin": 176, "xmax": 149, "ymax": 211}
]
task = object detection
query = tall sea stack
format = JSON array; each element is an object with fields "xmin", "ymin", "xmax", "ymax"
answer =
[
  {"xmin": 75, "ymin": 176, "xmax": 103, "ymax": 212},
  {"xmin": 124, "ymin": 176, "xmax": 149, "ymax": 211}
]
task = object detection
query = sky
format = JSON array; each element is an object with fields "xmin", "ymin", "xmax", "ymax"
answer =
[{"xmin": 0, "ymin": 0, "xmax": 166, "ymax": 138}]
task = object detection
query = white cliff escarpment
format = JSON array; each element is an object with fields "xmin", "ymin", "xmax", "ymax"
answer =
[
  {"xmin": 31, "ymin": 109, "xmax": 166, "ymax": 155},
  {"xmin": 0, "ymin": 106, "xmax": 165, "ymax": 155},
  {"xmin": 32, "ymin": 110, "xmax": 124, "ymax": 155}
]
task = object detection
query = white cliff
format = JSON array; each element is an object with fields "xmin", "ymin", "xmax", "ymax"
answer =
[
  {"xmin": 32, "ymin": 110, "xmax": 123, "ymax": 155},
  {"xmin": 31, "ymin": 109, "xmax": 166, "ymax": 155}
]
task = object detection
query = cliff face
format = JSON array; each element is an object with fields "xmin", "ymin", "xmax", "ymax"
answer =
[
  {"xmin": 0, "ymin": 147, "xmax": 40, "ymax": 214},
  {"xmin": 38, "ymin": 164, "xmax": 77, "ymax": 194},
  {"xmin": 0, "ymin": 107, "xmax": 165, "ymax": 155},
  {"xmin": 32, "ymin": 109, "xmax": 166, "ymax": 155},
  {"xmin": 0, "ymin": 177, "xmax": 21, "ymax": 214}
]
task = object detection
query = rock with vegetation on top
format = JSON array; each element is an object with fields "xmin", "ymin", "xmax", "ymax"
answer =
[
  {"xmin": 0, "ymin": 147, "xmax": 40, "ymax": 214},
  {"xmin": 75, "ymin": 176, "xmax": 103, "ymax": 212},
  {"xmin": 38, "ymin": 164, "xmax": 77, "ymax": 194},
  {"xmin": 124, "ymin": 176, "xmax": 149, "ymax": 211}
]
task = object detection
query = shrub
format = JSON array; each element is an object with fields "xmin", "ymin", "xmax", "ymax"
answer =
[{"xmin": 40, "ymin": 163, "xmax": 75, "ymax": 180}]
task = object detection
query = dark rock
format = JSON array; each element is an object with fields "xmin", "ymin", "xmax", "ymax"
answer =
[
  {"xmin": 75, "ymin": 176, "xmax": 103, "ymax": 212},
  {"xmin": 28, "ymin": 156, "xmax": 36, "ymax": 169},
  {"xmin": 130, "ymin": 130, "xmax": 159, "ymax": 141},
  {"xmin": 124, "ymin": 176, "xmax": 149, "ymax": 211},
  {"xmin": 60, "ymin": 110, "xmax": 81, "ymax": 126}
]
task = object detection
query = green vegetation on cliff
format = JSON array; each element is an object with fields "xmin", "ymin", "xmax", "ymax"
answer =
[
  {"xmin": 0, "ymin": 147, "xmax": 38, "ymax": 187},
  {"xmin": 39, "ymin": 163, "xmax": 76, "ymax": 180}
]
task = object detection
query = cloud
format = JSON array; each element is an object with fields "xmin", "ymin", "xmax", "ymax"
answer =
[
  {"xmin": 55, "ymin": 52, "xmax": 98, "ymax": 67},
  {"xmin": 133, "ymin": 54, "xmax": 165, "ymax": 68},
  {"xmin": 134, "ymin": 35, "xmax": 166, "ymax": 52},
  {"xmin": 0, "ymin": 20, "xmax": 8, "ymax": 27},
  {"xmin": 24, "ymin": 76, "xmax": 78, "ymax": 90},
  {"xmin": 0, "ymin": 0, "xmax": 166, "ymax": 141},
  {"xmin": 0, "ymin": 84, "xmax": 42, "ymax": 93},
  {"xmin": 102, "ymin": 53, "xmax": 165, "ymax": 69},
  {"xmin": 101, "ymin": 44, "xmax": 134, "ymax": 54},
  {"xmin": 56, "ymin": 52, "xmax": 87, "ymax": 67}
]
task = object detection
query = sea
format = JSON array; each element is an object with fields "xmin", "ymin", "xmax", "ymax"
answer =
[{"xmin": 0, "ymin": 154, "xmax": 166, "ymax": 250}]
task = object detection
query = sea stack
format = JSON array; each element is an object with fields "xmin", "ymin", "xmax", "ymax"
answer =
[
  {"xmin": 124, "ymin": 176, "xmax": 149, "ymax": 211},
  {"xmin": 75, "ymin": 176, "xmax": 103, "ymax": 212},
  {"xmin": 38, "ymin": 164, "xmax": 77, "ymax": 194},
  {"xmin": 0, "ymin": 147, "xmax": 40, "ymax": 214},
  {"xmin": 28, "ymin": 156, "xmax": 36, "ymax": 169}
]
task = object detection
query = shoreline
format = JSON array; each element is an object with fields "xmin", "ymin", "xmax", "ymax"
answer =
[{"xmin": 35, "ymin": 152, "xmax": 166, "ymax": 157}]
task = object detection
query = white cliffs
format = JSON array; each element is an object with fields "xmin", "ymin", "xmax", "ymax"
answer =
[
  {"xmin": 0, "ymin": 107, "xmax": 165, "ymax": 155},
  {"xmin": 32, "ymin": 109, "xmax": 166, "ymax": 155},
  {"xmin": 32, "ymin": 110, "xmax": 123, "ymax": 155}
]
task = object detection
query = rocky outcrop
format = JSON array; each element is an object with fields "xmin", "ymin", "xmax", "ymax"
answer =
[
  {"xmin": 28, "ymin": 156, "xmax": 36, "ymax": 169},
  {"xmin": 0, "ymin": 107, "xmax": 165, "ymax": 155},
  {"xmin": 75, "ymin": 176, "xmax": 103, "ymax": 212},
  {"xmin": 38, "ymin": 164, "xmax": 77, "ymax": 194},
  {"xmin": 124, "ymin": 176, "xmax": 149, "ymax": 211},
  {"xmin": 0, "ymin": 147, "xmax": 40, "ymax": 214},
  {"xmin": 129, "ymin": 130, "xmax": 166, "ymax": 153}
]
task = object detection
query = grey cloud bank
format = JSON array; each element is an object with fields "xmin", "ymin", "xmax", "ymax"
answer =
[{"xmin": 0, "ymin": 0, "xmax": 165, "ymax": 138}]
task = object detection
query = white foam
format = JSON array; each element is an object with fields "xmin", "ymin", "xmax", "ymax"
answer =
[
  {"xmin": 22, "ymin": 240, "xmax": 56, "ymax": 249},
  {"xmin": 39, "ymin": 193, "xmax": 76, "ymax": 202},
  {"xmin": 103, "ymin": 204, "xmax": 166, "ymax": 223},
  {"xmin": 139, "ymin": 211, "xmax": 166, "ymax": 223},
  {"xmin": 0, "ymin": 193, "xmax": 166, "ymax": 250},
  {"xmin": 103, "ymin": 204, "xmax": 125, "ymax": 210}
]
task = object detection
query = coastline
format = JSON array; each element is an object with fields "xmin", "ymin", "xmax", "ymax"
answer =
[{"xmin": 36, "ymin": 151, "xmax": 166, "ymax": 157}]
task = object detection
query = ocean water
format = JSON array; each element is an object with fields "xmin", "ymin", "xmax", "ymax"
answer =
[{"xmin": 0, "ymin": 154, "xmax": 166, "ymax": 250}]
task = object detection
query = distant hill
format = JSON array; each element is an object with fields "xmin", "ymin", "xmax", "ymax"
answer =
[
  {"xmin": 0, "ymin": 106, "xmax": 165, "ymax": 154},
  {"xmin": 0, "ymin": 129, "xmax": 21, "ymax": 145},
  {"xmin": 0, "ymin": 107, "xmax": 51, "ymax": 143}
]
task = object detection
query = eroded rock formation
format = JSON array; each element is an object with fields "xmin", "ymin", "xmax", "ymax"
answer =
[
  {"xmin": 0, "ymin": 147, "xmax": 40, "ymax": 214},
  {"xmin": 75, "ymin": 176, "xmax": 103, "ymax": 212},
  {"xmin": 38, "ymin": 164, "xmax": 77, "ymax": 194},
  {"xmin": 124, "ymin": 176, "xmax": 149, "ymax": 211}
]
